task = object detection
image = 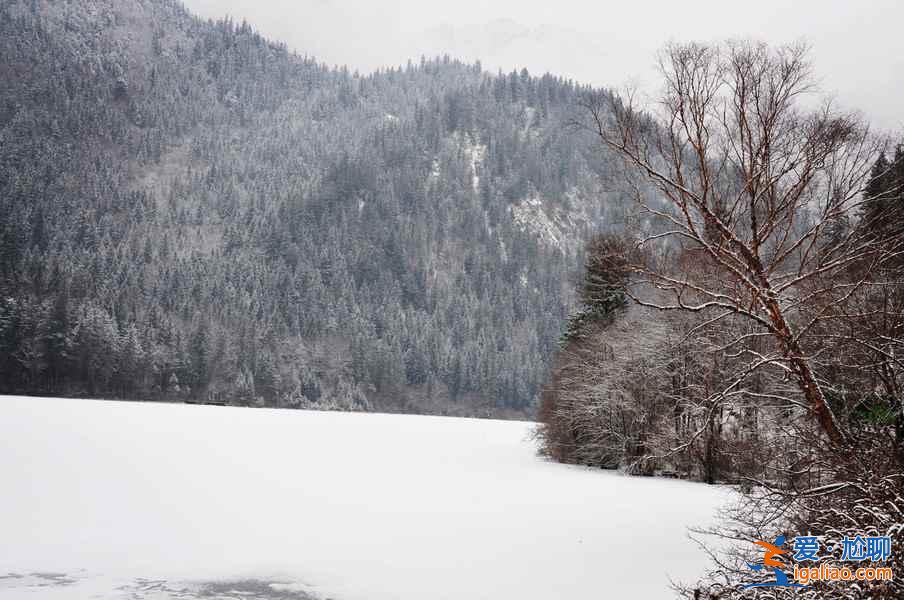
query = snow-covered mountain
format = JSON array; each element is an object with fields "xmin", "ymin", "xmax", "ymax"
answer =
[{"xmin": 2, "ymin": 0, "xmax": 632, "ymax": 415}]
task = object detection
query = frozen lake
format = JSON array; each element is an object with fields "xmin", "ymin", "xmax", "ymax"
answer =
[{"xmin": 0, "ymin": 396, "xmax": 729, "ymax": 599}]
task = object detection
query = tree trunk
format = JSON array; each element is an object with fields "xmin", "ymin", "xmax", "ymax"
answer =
[{"xmin": 764, "ymin": 297, "xmax": 846, "ymax": 445}]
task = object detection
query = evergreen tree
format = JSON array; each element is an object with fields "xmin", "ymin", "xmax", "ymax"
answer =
[
  {"xmin": 863, "ymin": 148, "xmax": 904, "ymax": 240},
  {"xmin": 561, "ymin": 234, "xmax": 632, "ymax": 344}
]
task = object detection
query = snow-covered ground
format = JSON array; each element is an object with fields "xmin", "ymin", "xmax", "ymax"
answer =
[{"xmin": 0, "ymin": 396, "xmax": 730, "ymax": 599}]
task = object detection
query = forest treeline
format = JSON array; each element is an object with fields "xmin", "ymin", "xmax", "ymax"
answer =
[
  {"xmin": 538, "ymin": 146, "xmax": 904, "ymax": 482},
  {"xmin": 0, "ymin": 0, "xmax": 635, "ymax": 415},
  {"xmin": 536, "ymin": 40, "xmax": 903, "ymax": 598}
]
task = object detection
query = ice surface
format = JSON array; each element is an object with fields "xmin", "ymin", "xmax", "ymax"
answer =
[{"xmin": 0, "ymin": 396, "xmax": 729, "ymax": 599}]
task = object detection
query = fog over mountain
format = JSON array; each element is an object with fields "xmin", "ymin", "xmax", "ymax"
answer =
[{"xmin": 183, "ymin": 0, "xmax": 904, "ymax": 131}]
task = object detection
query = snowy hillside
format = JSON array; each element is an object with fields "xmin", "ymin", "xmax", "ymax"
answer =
[{"xmin": 0, "ymin": 396, "xmax": 729, "ymax": 599}]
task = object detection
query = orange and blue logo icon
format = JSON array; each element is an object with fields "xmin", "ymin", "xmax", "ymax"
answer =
[{"xmin": 743, "ymin": 535, "xmax": 808, "ymax": 589}]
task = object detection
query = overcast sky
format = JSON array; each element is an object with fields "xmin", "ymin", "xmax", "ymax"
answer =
[{"xmin": 183, "ymin": 0, "xmax": 903, "ymax": 131}]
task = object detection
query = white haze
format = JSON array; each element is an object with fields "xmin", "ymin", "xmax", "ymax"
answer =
[{"xmin": 182, "ymin": 0, "xmax": 904, "ymax": 132}]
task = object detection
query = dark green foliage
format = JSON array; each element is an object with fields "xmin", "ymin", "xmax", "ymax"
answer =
[
  {"xmin": 560, "ymin": 234, "xmax": 631, "ymax": 344},
  {"xmin": 862, "ymin": 147, "xmax": 904, "ymax": 239},
  {"xmin": 854, "ymin": 397, "xmax": 898, "ymax": 427}
]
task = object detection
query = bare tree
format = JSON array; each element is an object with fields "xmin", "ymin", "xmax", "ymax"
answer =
[{"xmin": 585, "ymin": 41, "xmax": 897, "ymax": 445}]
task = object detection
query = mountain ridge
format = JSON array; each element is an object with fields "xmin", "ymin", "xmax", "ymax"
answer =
[{"xmin": 0, "ymin": 0, "xmax": 629, "ymax": 416}]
